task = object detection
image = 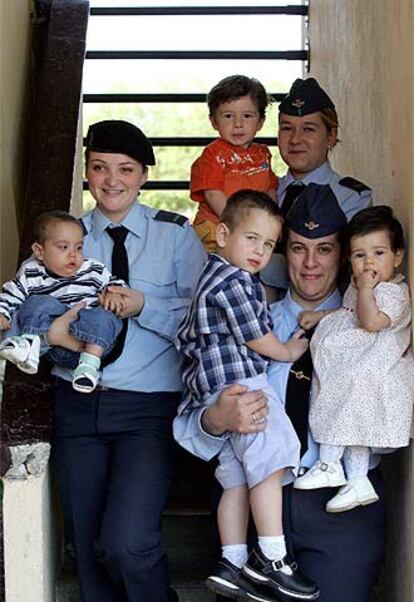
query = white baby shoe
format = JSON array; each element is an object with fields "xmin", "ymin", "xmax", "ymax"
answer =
[
  {"xmin": 293, "ymin": 460, "xmax": 347, "ymax": 490},
  {"xmin": 326, "ymin": 475, "xmax": 379, "ymax": 513},
  {"xmin": 0, "ymin": 334, "xmax": 40, "ymax": 374}
]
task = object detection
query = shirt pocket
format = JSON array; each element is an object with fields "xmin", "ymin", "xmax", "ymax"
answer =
[{"xmin": 129, "ymin": 262, "xmax": 177, "ymax": 298}]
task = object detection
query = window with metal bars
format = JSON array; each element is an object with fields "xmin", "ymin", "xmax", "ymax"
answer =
[{"xmin": 83, "ymin": 1, "xmax": 309, "ymax": 218}]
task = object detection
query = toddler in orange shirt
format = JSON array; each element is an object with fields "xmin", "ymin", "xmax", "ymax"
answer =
[{"xmin": 191, "ymin": 75, "xmax": 278, "ymax": 252}]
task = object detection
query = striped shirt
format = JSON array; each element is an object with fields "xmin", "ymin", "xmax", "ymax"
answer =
[
  {"xmin": 176, "ymin": 254, "xmax": 273, "ymax": 412},
  {"xmin": 0, "ymin": 257, "xmax": 125, "ymax": 321}
]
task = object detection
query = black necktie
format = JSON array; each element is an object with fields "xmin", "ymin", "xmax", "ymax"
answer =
[
  {"xmin": 281, "ymin": 182, "xmax": 306, "ymax": 218},
  {"xmin": 285, "ymin": 328, "xmax": 314, "ymax": 457},
  {"xmin": 107, "ymin": 226, "xmax": 129, "ymax": 283},
  {"xmin": 273, "ymin": 183, "xmax": 306, "ymax": 255},
  {"xmin": 101, "ymin": 226, "xmax": 129, "ymax": 367}
]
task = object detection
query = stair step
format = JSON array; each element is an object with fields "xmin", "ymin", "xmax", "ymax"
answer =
[
  {"xmin": 56, "ymin": 576, "xmax": 215, "ymax": 602},
  {"xmin": 163, "ymin": 512, "xmax": 218, "ymax": 579},
  {"xmin": 56, "ymin": 512, "xmax": 219, "ymax": 602},
  {"xmin": 176, "ymin": 583, "xmax": 215, "ymax": 602}
]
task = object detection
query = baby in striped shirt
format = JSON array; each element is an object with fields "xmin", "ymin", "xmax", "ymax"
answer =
[{"xmin": 0, "ymin": 210, "xmax": 126, "ymax": 393}]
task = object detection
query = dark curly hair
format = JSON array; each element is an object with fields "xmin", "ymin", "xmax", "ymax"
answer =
[{"xmin": 207, "ymin": 75, "xmax": 270, "ymax": 118}]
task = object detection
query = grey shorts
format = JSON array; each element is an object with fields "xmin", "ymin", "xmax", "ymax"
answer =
[{"xmin": 206, "ymin": 374, "xmax": 300, "ymax": 489}]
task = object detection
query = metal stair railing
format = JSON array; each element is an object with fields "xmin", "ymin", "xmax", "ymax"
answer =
[{"xmin": 83, "ymin": 3, "xmax": 309, "ymax": 192}]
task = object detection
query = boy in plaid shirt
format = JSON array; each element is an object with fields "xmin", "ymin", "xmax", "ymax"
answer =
[{"xmin": 175, "ymin": 190, "xmax": 319, "ymax": 601}]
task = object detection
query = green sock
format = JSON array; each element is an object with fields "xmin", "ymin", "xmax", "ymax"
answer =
[{"xmin": 78, "ymin": 352, "xmax": 101, "ymax": 370}]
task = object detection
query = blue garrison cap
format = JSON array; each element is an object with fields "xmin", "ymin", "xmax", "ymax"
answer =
[
  {"xmin": 286, "ymin": 183, "xmax": 347, "ymax": 238},
  {"xmin": 85, "ymin": 120, "xmax": 156, "ymax": 166},
  {"xmin": 279, "ymin": 78, "xmax": 335, "ymax": 117}
]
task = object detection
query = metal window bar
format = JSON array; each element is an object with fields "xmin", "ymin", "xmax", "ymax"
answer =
[
  {"xmin": 90, "ymin": 6, "xmax": 308, "ymax": 16},
  {"xmin": 84, "ymin": 3, "xmax": 309, "ymax": 191},
  {"xmin": 86, "ymin": 50, "xmax": 307, "ymax": 60},
  {"xmin": 83, "ymin": 93, "xmax": 286, "ymax": 103}
]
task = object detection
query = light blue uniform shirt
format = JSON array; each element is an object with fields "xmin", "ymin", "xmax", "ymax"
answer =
[
  {"xmin": 173, "ymin": 287, "xmax": 382, "ymax": 480},
  {"xmin": 277, "ymin": 160, "xmax": 372, "ymax": 218},
  {"xmin": 268, "ymin": 289, "xmax": 343, "ymax": 471},
  {"xmin": 53, "ymin": 203, "xmax": 206, "ymax": 392},
  {"xmin": 261, "ymin": 161, "xmax": 373, "ymax": 288}
]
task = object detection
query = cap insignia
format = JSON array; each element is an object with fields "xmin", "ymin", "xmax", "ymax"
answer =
[
  {"xmin": 291, "ymin": 98, "xmax": 305, "ymax": 108},
  {"xmin": 304, "ymin": 221, "xmax": 320, "ymax": 231}
]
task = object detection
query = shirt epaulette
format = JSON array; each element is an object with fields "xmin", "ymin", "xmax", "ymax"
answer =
[
  {"xmin": 154, "ymin": 210, "xmax": 188, "ymax": 227},
  {"xmin": 338, "ymin": 177, "xmax": 371, "ymax": 193}
]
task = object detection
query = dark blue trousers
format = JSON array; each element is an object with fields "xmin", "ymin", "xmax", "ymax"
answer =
[
  {"xmin": 283, "ymin": 468, "xmax": 386, "ymax": 602},
  {"xmin": 216, "ymin": 468, "xmax": 386, "ymax": 602},
  {"xmin": 53, "ymin": 378, "xmax": 180, "ymax": 602}
]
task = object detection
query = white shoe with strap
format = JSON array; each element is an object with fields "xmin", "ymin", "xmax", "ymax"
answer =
[
  {"xmin": 326, "ymin": 475, "xmax": 379, "ymax": 513},
  {"xmin": 0, "ymin": 334, "xmax": 40, "ymax": 374},
  {"xmin": 293, "ymin": 459, "xmax": 347, "ymax": 490}
]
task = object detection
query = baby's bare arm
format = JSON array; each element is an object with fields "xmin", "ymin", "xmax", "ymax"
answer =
[
  {"xmin": 204, "ymin": 190, "xmax": 228, "ymax": 218},
  {"xmin": 355, "ymin": 273, "xmax": 390, "ymax": 332},
  {"xmin": 100, "ymin": 291, "xmax": 125, "ymax": 316},
  {"xmin": 299, "ymin": 309, "xmax": 333, "ymax": 330},
  {"xmin": 247, "ymin": 330, "xmax": 308, "ymax": 363}
]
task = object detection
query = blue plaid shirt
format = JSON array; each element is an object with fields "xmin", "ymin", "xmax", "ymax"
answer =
[{"xmin": 176, "ymin": 254, "xmax": 273, "ymax": 412}]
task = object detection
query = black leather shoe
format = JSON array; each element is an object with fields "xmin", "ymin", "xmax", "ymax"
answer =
[
  {"xmin": 236, "ymin": 572, "xmax": 277, "ymax": 602},
  {"xmin": 242, "ymin": 547, "xmax": 319, "ymax": 600},
  {"xmin": 206, "ymin": 558, "xmax": 248, "ymax": 600}
]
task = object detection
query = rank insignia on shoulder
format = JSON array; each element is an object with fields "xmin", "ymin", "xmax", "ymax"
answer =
[
  {"xmin": 154, "ymin": 210, "xmax": 188, "ymax": 227},
  {"xmin": 338, "ymin": 177, "xmax": 371, "ymax": 193}
]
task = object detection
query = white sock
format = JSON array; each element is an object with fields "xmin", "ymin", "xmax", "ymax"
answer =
[
  {"xmin": 222, "ymin": 544, "xmax": 248, "ymax": 568},
  {"xmin": 258, "ymin": 536, "xmax": 292, "ymax": 575},
  {"xmin": 320, "ymin": 444, "xmax": 344, "ymax": 464},
  {"xmin": 343, "ymin": 446, "xmax": 370, "ymax": 479},
  {"xmin": 258, "ymin": 535, "xmax": 286, "ymax": 561}
]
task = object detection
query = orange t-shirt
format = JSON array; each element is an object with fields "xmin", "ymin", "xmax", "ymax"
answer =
[{"xmin": 190, "ymin": 138, "xmax": 278, "ymax": 225}]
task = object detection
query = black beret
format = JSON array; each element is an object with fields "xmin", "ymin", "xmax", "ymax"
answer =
[
  {"xmin": 286, "ymin": 183, "xmax": 347, "ymax": 238},
  {"xmin": 279, "ymin": 78, "xmax": 335, "ymax": 117},
  {"xmin": 85, "ymin": 120, "xmax": 156, "ymax": 166}
]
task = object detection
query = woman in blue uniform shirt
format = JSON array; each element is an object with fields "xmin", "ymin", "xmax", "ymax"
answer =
[
  {"xmin": 262, "ymin": 77, "xmax": 372, "ymax": 293},
  {"xmin": 175, "ymin": 187, "xmax": 386, "ymax": 602},
  {"xmin": 48, "ymin": 120, "xmax": 206, "ymax": 602}
]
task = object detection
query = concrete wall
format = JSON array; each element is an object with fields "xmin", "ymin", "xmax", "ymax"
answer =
[
  {"xmin": 308, "ymin": 2, "xmax": 414, "ymax": 600},
  {"xmin": 0, "ymin": 0, "xmax": 32, "ymax": 282},
  {"xmin": 3, "ymin": 465, "xmax": 58, "ymax": 602}
]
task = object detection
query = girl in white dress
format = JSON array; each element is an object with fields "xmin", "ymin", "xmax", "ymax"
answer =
[{"xmin": 294, "ymin": 205, "xmax": 414, "ymax": 512}]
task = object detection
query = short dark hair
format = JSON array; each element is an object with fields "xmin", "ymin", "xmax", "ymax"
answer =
[
  {"xmin": 220, "ymin": 189, "xmax": 282, "ymax": 231},
  {"xmin": 347, "ymin": 205, "xmax": 405, "ymax": 253},
  {"xmin": 207, "ymin": 75, "xmax": 270, "ymax": 118},
  {"xmin": 34, "ymin": 210, "xmax": 83, "ymax": 244}
]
